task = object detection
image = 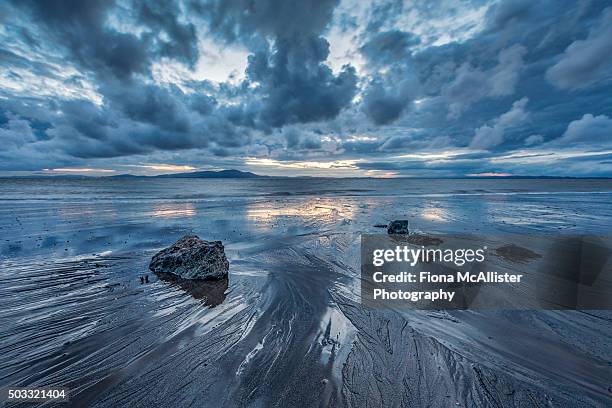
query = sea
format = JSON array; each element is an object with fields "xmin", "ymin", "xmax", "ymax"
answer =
[{"xmin": 0, "ymin": 177, "xmax": 611, "ymax": 406}]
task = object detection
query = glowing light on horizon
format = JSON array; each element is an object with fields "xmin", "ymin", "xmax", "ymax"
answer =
[
  {"xmin": 393, "ymin": 149, "xmax": 475, "ymax": 161},
  {"xmin": 364, "ymin": 170, "xmax": 399, "ymax": 178},
  {"xmin": 466, "ymin": 172, "xmax": 513, "ymax": 177},
  {"xmin": 245, "ymin": 157, "xmax": 360, "ymax": 170},
  {"xmin": 129, "ymin": 163, "xmax": 197, "ymax": 172},
  {"xmin": 44, "ymin": 168, "xmax": 116, "ymax": 173}
]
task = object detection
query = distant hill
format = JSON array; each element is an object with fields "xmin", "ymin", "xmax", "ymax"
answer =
[
  {"xmin": 4, "ymin": 170, "xmax": 609, "ymax": 180},
  {"xmin": 108, "ymin": 169, "xmax": 265, "ymax": 178},
  {"xmin": 109, "ymin": 173, "xmax": 140, "ymax": 178},
  {"xmin": 154, "ymin": 169, "xmax": 264, "ymax": 178}
]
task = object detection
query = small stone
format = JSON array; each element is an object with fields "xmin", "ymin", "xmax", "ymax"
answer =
[{"xmin": 387, "ymin": 220, "xmax": 409, "ymax": 235}]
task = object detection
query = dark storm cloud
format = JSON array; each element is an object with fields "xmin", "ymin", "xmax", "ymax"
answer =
[
  {"xmin": 192, "ymin": 0, "xmax": 358, "ymax": 128},
  {"xmin": 102, "ymin": 82, "xmax": 191, "ymax": 133},
  {"xmin": 245, "ymin": 36, "xmax": 358, "ymax": 128},
  {"xmin": 546, "ymin": 8, "xmax": 612, "ymax": 90},
  {"xmin": 0, "ymin": 115, "xmax": 36, "ymax": 150},
  {"xmin": 0, "ymin": 86, "xmax": 250, "ymax": 162},
  {"xmin": 3, "ymin": 0, "xmax": 261, "ymax": 162},
  {"xmin": 11, "ymin": 0, "xmax": 200, "ymax": 80},
  {"xmin": 283, "ymin": 128, "xmax": 301, "ymax": 149},
  {"xmin": 300, "ymin": 138, "xmax": 323, "ymax": 150},
  {"xmin": 43, "ymin": 100, "xmax": 159, "ymax": 158},
  {"xmin": 361, "ymin": 75, "xmax": 418, "ymax": 125},
  {"xmin": 391, "ymin": 0, "xmax": 612, "ymax": 151},
  {"xmin": 276, "ymin": 127, "xmax": 329, "ymax": 152},
  {"xmin": 441, "ymin": 45, "xmax": 526, "ymax": 118},
  {"xmin": 359, "ymin": 30, "xmax": 419, "ymax": 66},
  {"xmin": 357, "ymin": 30, "xmax": 421, "ymax": 125},
  {"xmin": 188, "ymin": 93, "xmax": 218, "ymax": 116},
  {"xmin": 137, "ymin": 0, "xmax": 199, "ymax": 67},
  {"xmin": 1, "ymin": 0, "xmax": 612, "ymax": 176},
  {"xmin": 189, "ymin": 0, "xmax": 339, "ymax": 43},
  {"xmin": 12, "ymin": 0, "xmax": 149, "ymax": 80}
]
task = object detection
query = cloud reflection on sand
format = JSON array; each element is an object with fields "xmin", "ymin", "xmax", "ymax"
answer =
[
  {"xmin": 420, "ymin": 204, "xmax": 450, "ymax": 222},
  {"xmin": 151, "ymin": 202, "xmax": 196, "ymax": 218},
  {"xmin": 246, "ymin": 198, "xmax": 354, "ymax": 222}
]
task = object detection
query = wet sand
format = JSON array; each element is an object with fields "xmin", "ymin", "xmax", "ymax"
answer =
[{"xmin": 0, "ymin": 178, "xmax": 611, "ymax": 407}]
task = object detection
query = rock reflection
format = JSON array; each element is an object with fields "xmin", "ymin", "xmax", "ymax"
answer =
[{"xmin": 155, "ymin": 272, "xmax": 228, "ymax": 307}]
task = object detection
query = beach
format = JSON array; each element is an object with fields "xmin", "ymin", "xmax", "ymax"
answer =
[{"xmin": 1, "ymin": 178, "xmax": 611, "ymax": 407}]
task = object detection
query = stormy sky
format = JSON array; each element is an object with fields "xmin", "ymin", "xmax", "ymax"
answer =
[{"xmin": 1, "ymin": 0, "xmax": 611, "ymax": 177}]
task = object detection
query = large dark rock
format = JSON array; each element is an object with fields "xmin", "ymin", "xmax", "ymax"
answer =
[
  {"xmin": 149, "ymin": 235, "xmax": 229, "ymax": 280},
  {"xmin": 387, "ymin": 220, "xmax": 409, "ymax": 235}
]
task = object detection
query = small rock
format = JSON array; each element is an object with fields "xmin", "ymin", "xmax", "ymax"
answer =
[
  {"xmin": 387, "ymin": 220, "xmax": 409, "ymax": 235},
  {"xmin": 149, "ymin": 235, "xmax": 229, "ymax": 280}
]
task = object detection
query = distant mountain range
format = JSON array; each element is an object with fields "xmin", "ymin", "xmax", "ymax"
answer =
[
  {"xmin": 2, "ymin": 170, "xmax": 610, "ymax": 179},
  {"xmin": 109, "ymin": 172, "xmax": 607, "ymax": 179},
  {"xmin": 111, "ymin": 169, "xmax": 266, "ymax": 179}
]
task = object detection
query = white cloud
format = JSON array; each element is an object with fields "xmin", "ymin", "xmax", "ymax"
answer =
[
  {"xmin": 551, "ymin": 114, "xmax": 612, "ymax": 146},
  {"xmin": 0, "ymin": 66, "xmax": 103, "ymax": 105},
  {"xmin": 470, "ymin": 97, "xmax": 529, "ymax": 149},
  {"xmin": 395, "ymin": 1, "xmax": 490, "ymax": 49},
  {"xmin": 151, "ymin": 39, "xmax": 250, "ymax": 88},
  {"xmin": 245, "ymin": 157, "xmax": 359, "ymax": 170},
  {"xmin": 524, "ymin": 134, "xmax": 543, "ymax": 145},
  {"xmin": 124, "ymin": 163, "xmax": 197, "ymax": 172},
  {"xmin": 43, "ymin": 167, "xmax": 116, "ymax": 174}
]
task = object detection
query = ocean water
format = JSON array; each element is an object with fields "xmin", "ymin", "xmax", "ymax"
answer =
[{"xmin": 0, "ymin": 178, "xmax": 611, "ymax": 407}]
